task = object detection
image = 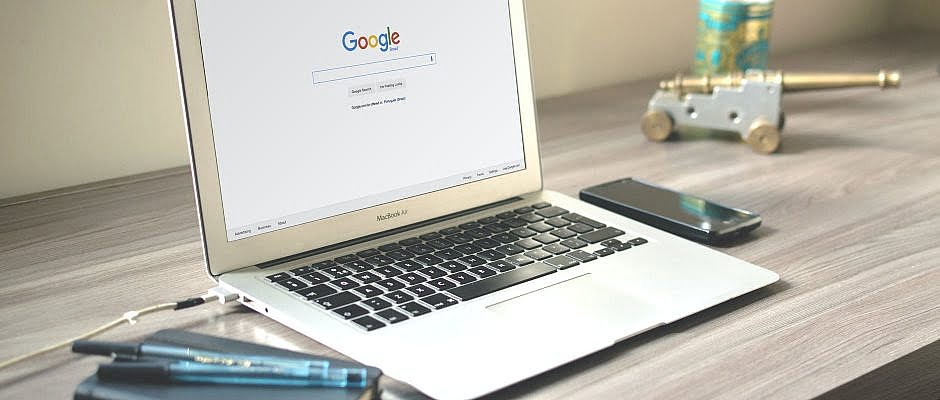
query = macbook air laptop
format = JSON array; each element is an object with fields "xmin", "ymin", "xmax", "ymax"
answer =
[{"xmin": 169, "ymin": 1, "xmax": 779, "ymax": 398}]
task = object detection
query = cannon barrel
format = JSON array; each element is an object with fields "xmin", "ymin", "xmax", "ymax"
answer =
[{"xmin": 660, "ymin": 69, "xmax": 901, "ymax": 94}]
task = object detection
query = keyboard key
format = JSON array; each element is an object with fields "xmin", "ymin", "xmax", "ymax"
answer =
[
  {"xmin": 628, "ymin": 237, "xmax": 649, "ymax": 246},
  {"xmin": 478, "ymin": 250, "xmax": 505, "ymax": 261},
  {"xmin": 385, "ymin": 290, "xmax": 415, "ymax": 304},
  {"xmin": 427, "ymin": 239, "xmax": 454, "ymax": 250},
  {"xmin": 495, "ymin": 244, "xmax": 525, "ymax": 255},
  {"xmin": 447, "ymin": 233, "xmax": 474, "ymax": 244},
  {"xmin": 544, "ymin": 255, "xmax": 579, "ymax": 270},
  {"xmin": 468, "ymin": 266, "xmax": 497, "ymax": 279},
  {"xmin": 477, "ymin": 216, "xmax": 499, "ymax": 225},
  {"xmin": 322, "ymin": 266, "xmax": 351, "ymax": 279},
  {"xmin": 594, "ymin": 248, "xmax": 616, "ymax": 257},
  {"xmin": 506, "ymin": 255, "xmax": 534, "ymax": 266},
  {"xmin": 519, "ymin": 213, "xmax": 544, "ymax": 223},
  {"xmin": 406, "ymin": 244, "xmax": 435, "ymax": 255},
  {"xmin": 473, "ymin": 238, "xmax": 501, "ymax": 249},
  {"xmin": 601, "ymin": 239, "xmax": 623, "ymax": 247},
  {"xmin": 524, "ymin": 249, "xmax": 553, "ymax": 260},
  {"xmin": 405, "ymin": 284, "xmax": 435, "ymax": 297},
  {"xmin": 378, "ymin": 243, "xmax": 403, "ymax": 252},
  {"xmin": 386, "ymin": 250, "xmax": 416, "ymax": 261},
  {"xmin": 374, "ymin": 265, "xmax": 404, "ymax": 278},
  {"xmin": 455, "ymin": 244, "xmax": 483, "ymax": 255},
  {"xmin": 351, "ymin": 316, "xmax": 385, "ymax": 331},
  {"xmin": 491, "ymin": 233, "xmax": 517, "ymax": 244},
  {"xmin": 398, "ymin": 272, "xmax": 428, "ymax": 285},
  {"xmin": 563, "ymin": 213, "xmax": 606, "ymax": 229},
  {"xmin": 567, "ymin": 250, "xmax": 598, "ymax": 263},
  {"xmin": 449, "ymin": 272, "xmax": 477, "ymax": 285},
  {"xmin": 399, "ymin": 237, "xmax": 422, "ymax": 246},
  {"xmin": 297, "ymin": 272, "xmax": 330, "ymax": 285},
  {"xmin": 448, "ymin": 263, "xmax": 557, "ymax": 301},
  {"xmin": 333, "ymin": 304, "xmax": 369, "ymax": 320},
  {"xmin": 419, "ymin": 232, "xmax": 444, "ymax": 241},
  {"xmin": 532, "ymin": 234, "xmax": 559, "ymax": 244},
  {"xmin": 428, "ymin": 278, "xmax": 458, "ymax": 291},
  {"xmin": 415, "ymin": 255, "xmax": 445, "ymax": 266},
  {"xmin": 418, "ymin": 266, "xmax": 447, "ymax": 279},
  {"xmin": 439, "ymin": 227, "xmax": 462, "ymax": 235},
  {"xmin": 297, "ymin": 284, "xmax": 338, "ymax": 300},
  {"xmin": 421, "ymin": 293, "xmax": 459, "ymax": 310},
  {"xmin": 560, "ymin": 239, "xmax": 589, "ymax": 249},
  {"xmin": 315, "ymin": 292, "xmax": 361, "ymax": 309},
  {"xmin": 395, "ymin": 260, "xmax": 423, "ymax": 272},
  {"xmin": 579, "ymin": 227, "xmax": 626, "ymax": 244},
  {"xmin": 331, "ymin": 277, "xmax": 359, "ymax": 290},
  {"xmin": 510, "ymin": 228, "xmax": 537, "ymax": 238},
  {"xmin": 439, "ymin": 261, "xmax": 467, "ymax": 273},
  {"xmin": 567, "ymin": 223, "xmax": 594, "ymax": 234},
  {"xmin": 488, "ymin": 260, "xmax": 516, "ymax": 272},
  {"xmin": 375, "ymin": 308, "xmax": 409, "ymax": 324},
  {"xmin": 458, "ymin": 222, "xmax": 482, "ymax": 230},
  {"xmin": 484, "ymin": 223, "xmax": 511, "ymax": 234},
  {"xmin": 503, "ymin": 218, "xmax": 528, "ymax": 228},
  {"xmin": 335, "ymin": 254, "xmax": 359, "ymax": 264},
  {"xmin": 277, "ymin": 278, "xmax": 308, "ymax": 291},
  {"xmin": 536, "ymin": 206, "xmax": 568, "ymax": 218},
  {"xmin": 514, "ymin": 206, "xmax": 535, "ymax": 214},
  {"xmin": 399, "ymin": 302, "xmax": 431, "ymax": 317},
  {"xmin": 514, "ymin": 238, "xmax": 543, "ymax": 250},
  {"xmin": 545, "ymin": 217, "xmax": 570, "ymax": 228},
  {"xmin": 351, "ymin": 271, "xmax": 381, "ymax": 284},
  {"xmin": 531, "ymin": 202, "xmax": 552, "ymax": 209},
  {"xmin": 466, "ymin": 229, "xmax": 490, "ymax": 239},
  {"xmin": 362, "ymin": 297, "xmax": 392, "ymax": 311},
  {"xmin": 289, "ymin": 265, "xmax": 317, "ymax": 275},
  {"xmin": 266, "ymin": 272, "xmax": 291, "ymax": 282},
  {"xmin": 356, "ymin": 248, "xmax": 381, "ymax": 258},
  {"xmin": 551, "ymin": 228, "xmax": 577, "ymax": 239},
  {"xmin": 376, "ymin": 278, "xmax": 406, "ymax": 291},
  {"xmin": 312, "ymin": 260, "xmax": 338, "ymax": 270},
  {"xmin": 542, "ymin": 244, "xmax": 571, "ymax": 255},
  {"xmin": 496, "ymin": 211, "xmax": 517, "ymax": 219},
  {"xmin": 435, "ymin": 249, "xmax": 463, "ymax": 260},
  {"xmin": 459, "ymin": 255, "xmax": 487, "ymax": 267},
  {"xmin": 366, "ymin": 255, "xmax": 395, "ymax": 266},
  {"xmin": 344, "ymin": 260, "xmax": 373, "ymax": 272},
  {"xmin": 610, "ymin": 242, "xmax": 633, "ymax": 251},
  {"xmin": 528, "ymin": 222, "xmax": 554, "ymax": 233},
  {"xmin": 352, "ymin": 284, "xmax": 383, "ymax": 298}
]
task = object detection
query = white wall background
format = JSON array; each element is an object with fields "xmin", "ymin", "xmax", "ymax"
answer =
[{"xmin": 1, "ymin": 0, "xmax": 936, "ymax": 199}]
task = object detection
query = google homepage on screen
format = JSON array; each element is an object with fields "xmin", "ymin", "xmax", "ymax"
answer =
[{"xmin": 194, "ymin": 1, "xmax": 526, "ymax": 241}]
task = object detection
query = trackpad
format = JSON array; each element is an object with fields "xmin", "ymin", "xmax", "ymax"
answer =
[{"xmin": 486, "ymin": 274, "xmax": 663, "ymax": 339}]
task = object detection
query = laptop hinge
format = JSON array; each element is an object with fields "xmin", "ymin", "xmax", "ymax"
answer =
[{"xmin": 256, "ymin": 196, "xmax": 525, "ymax": 269}]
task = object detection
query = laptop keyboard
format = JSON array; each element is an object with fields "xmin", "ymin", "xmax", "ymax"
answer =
[{"xmin": 264, "ymin": 202, "xmax": 648, "ymax": 332}]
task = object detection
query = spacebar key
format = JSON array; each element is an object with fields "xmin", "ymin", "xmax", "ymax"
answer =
[
  {"xmin": 578, "ymin": 226, "xmax": 626, "ymax": 244},
  {"xmin": 448, "ymin": 263, "xmax": 557, "ymax": 301}
]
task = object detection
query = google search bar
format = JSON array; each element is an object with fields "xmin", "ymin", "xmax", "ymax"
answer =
[{"xmin": 313, "ymin": 53, "xmax": 437, "ymax": 84}]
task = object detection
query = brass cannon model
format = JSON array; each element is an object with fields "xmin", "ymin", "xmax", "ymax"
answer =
[{"xmin": 641, "ymin": 69, "xmax": 901, "ymax": 153}]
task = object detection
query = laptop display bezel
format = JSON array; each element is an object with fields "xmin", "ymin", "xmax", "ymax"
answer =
[{"xmin": 169, "ymin": 0, "xmax": 542, "ymax": 276}]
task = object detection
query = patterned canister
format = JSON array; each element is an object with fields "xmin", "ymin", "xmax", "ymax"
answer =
[{"xmin": 694, "ymin": 0, "xmax": 774, "ymax": 74}]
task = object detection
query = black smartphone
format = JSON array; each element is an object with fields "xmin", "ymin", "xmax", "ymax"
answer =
[{"xmin": 580, "ymin": 178, "xmax": 761, "ymax": 244}]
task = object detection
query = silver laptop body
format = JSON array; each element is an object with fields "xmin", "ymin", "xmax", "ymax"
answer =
[{"xmin": 170, "ymin": 1, "xmax": 779, "ymax": 399}]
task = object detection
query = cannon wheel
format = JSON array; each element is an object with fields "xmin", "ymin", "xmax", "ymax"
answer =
[
  {"xmin": 641, "ymin": 111, "xmax": 675, "ymax": 142},
  {"xmin": 747, "ymin": 119, "xmax": 781, "ymax": 154}
]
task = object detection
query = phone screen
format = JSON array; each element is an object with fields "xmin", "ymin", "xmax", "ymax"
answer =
[{"xmin": 590, "ymin": 179, "xmax": 755, "ymax": 230}]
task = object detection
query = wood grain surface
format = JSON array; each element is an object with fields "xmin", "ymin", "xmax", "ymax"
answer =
[{"xmin": 1, "ymin": 32, "xmax": 938, "ymax": 399}]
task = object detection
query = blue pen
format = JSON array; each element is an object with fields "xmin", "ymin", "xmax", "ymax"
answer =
[
  {"xmin": 96, "ymin": 361, "xmax": 368, "ymax": 388},
  {"xmin": 72, "ymin": 340, "xmax": 328, "ymax": 370}
]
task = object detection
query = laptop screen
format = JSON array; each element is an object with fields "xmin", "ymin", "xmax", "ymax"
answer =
[{"xmin": 194, "ymin": 1, "xmax": 527, "ymax": 241}]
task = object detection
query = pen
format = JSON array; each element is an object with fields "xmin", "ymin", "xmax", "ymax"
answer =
[
  {"xmin": 72, "ymin": 340, "xmax": 328, "ymax": 370},
  {"xmin": 96, "ymin": 361, "xmax": 368, "ymax": 388}
]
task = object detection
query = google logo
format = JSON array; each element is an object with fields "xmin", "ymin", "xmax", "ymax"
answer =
[{"xmin": 343, "ymin": 27, "xmax": 400, "ymax": 52}]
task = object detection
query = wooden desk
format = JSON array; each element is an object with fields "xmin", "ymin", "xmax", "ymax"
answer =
[{"xmin": 1, "ymin": 33, "xmax": 938, "ymax": 399}]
